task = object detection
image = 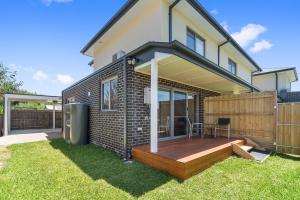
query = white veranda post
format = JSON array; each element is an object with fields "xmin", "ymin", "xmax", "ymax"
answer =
[
  {"xmin": 150, "ymin": 59, "xmax": 158, "ymax": 153},
  {"xmin": 4, "ymin": 96, "xmax": 10, "ymax": 136}
]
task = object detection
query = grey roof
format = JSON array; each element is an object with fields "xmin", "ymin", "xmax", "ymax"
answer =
[
  {"xmin": 253, "ymin": 67, "xmax": 298, "ymax": 81},
  {"xmin": 284, "ymin": 92, "xmax": 300, "ymax": 103}
]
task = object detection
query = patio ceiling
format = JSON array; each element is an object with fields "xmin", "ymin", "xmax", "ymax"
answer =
[{"xmin": 135, "ymin": 53, "xmax": 252, "ymax": 94}]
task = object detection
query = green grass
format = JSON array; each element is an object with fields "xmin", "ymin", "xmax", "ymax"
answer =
[
  {"xmin": 0, "ymin": 139, "xmax": 300, "ymax": 200},
  {"xmin": 0, "ymin": 147, "xmax": 10, "ymax": 169}
]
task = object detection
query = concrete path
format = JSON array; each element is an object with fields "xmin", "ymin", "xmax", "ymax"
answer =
[{"xmin": 0, "ymin": 130, "xmax": 62, "ymax": 147}]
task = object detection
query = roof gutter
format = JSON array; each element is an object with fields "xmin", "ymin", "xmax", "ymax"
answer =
[
  {"xmin": 169, "ymin": 0, "xmax": 182, "ymax": 42},
  {"xmin": 80, "ymin": 0, "xmax": 139, "ymax": 55},
  {"xmin": 123, "ymin": 57, "xmax": 128, "ymax": 160},
  {"xmin": 217, "ymin": 39, "xmax": 230, "ymax": 66},
  {"xmin": 81, "ymin": 0, "xmax": 262, "ymax": 72},
  {"xmin": 185, "ymin": 0, "xmax": 262, "ymax": 72},
  {"xmin": 88, "ymin": 60, "xmax": 94, "ymax": 66},
  {"xmin": 253, "ymin": 67, "xmax": 298, "ymax": 82}
]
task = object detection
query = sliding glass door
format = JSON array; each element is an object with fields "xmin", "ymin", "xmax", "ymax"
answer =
[
  {"xmin": 158, "ymin": 88, "xmax": 197, "ymax": 140},
  {"xmin": 158, "ymin": 89, "xmax": 171, "ymax": 139},
  {"xmin": 174, "ymin": 91, "xmax": 188, "ymax": 137}
]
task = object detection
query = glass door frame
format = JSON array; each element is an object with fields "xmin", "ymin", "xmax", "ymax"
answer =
[{"xmin": 158, "ymin": 86, "xmax": 199, "ymax": 141}]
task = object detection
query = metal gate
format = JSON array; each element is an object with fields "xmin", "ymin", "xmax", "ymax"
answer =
[{"xmin": 276, "ymin": 103, "xmax": 300, "ymax": 154}]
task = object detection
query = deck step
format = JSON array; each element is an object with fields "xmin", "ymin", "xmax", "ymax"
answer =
[
  {"xmin": 232, "ymin": 143, "xmax": 255, "ymax": 160},
  {"xmin": 240, "ymin": 145, "xmax": 254, "ymax": 152}
]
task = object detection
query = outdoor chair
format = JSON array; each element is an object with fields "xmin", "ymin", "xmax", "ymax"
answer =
[
  {"xmin": 214, "ymin": 118, "xmax": 231, "ymax": 139},
  {"xmin": 187, "ymin": 117, "xmax": 203, "ymax": 138},
  {"xmin": 158, "ymin": 117, "xmax": 170, "ymax": 138}
]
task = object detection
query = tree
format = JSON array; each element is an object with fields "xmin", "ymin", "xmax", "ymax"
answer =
[
  {"xmin": 0, "ymin": 63, "xmax": 23, "ymax": 94},
  {"xmin": 0, "ymin": 63, "xmax": 23, "ymax": 114}
]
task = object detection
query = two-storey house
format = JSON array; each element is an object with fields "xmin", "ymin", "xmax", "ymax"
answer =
[{"xmin": 63, "ymin": 0, "xmax": 263, "ymax": 158}]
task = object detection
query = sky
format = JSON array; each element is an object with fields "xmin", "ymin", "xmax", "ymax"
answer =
[{"xmin": 0, "ymin": 0, "xmax": 299, "ymax": 96}]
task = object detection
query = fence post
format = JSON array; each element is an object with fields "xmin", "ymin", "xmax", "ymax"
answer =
[{"xmin": 53, "ymin": 103, "xmax": 56, "ymax": 129}]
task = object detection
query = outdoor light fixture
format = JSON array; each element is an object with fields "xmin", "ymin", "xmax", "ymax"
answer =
[{"xmin": 127, "ymin": 57, "xmax": 138, "ymax": 66}]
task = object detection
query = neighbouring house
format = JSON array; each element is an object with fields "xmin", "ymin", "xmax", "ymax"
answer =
[
  {"xmin": 62, "ymin": 0, "xmax": 298, "ymax": 171},
  {"xmin": 283, "ymin": 91, "xmax": 300, "ymax": 102},
  {"xmin": 253, "ymin": 67, "xmax": 298, "ymax": 101},
  {"xmin": 45, "ymin": 105, "xmax": 62, "ymax": 111}
]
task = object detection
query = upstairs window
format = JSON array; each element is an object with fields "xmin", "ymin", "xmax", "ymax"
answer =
[
  {"xmin": 187, "ymin": 28, "xmax": 205, "ymax": 56},
  {"xmin": 228, "ymin": 59, "xmax": 237, "ymax": 75},
  {"xmin": 101, "ymin": 77, "xmax": 117, "ymax": 111}
]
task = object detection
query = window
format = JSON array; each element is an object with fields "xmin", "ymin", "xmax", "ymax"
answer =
[
  {"xmin": 186, "ymin": 28, "xmax": 205, "ymax": 56},
  {"xmin": 228, "ymin": 59, "xmax": 237, "ymax": 75},
  {"xmin": 101, "ymin": 77, "xmax": 118, "ymax": 110}
]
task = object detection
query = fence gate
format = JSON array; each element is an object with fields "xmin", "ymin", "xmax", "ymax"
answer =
[{"xmin": 276, "ymin": 103, "xmax": 300, "ymax": 154}]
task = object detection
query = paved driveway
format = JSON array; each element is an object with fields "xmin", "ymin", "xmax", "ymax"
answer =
[{"xmin": 0, "ymin": 130, "xmax": 62, "ymax": 147}]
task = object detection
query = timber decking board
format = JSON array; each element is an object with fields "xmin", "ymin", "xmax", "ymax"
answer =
[{"xmin": 132, "ymin": 136, "xmax": 244, "ymax": 180}]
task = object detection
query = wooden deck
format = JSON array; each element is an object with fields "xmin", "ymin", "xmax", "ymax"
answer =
[{"xmin": 132, "ymin": 136, "xmax": 245, "ymax": 180}]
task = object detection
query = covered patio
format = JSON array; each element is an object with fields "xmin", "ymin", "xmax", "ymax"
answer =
[
  {"xmin": 133, "ymin": 48, "xmax": 257, "ymax": 153},
  {"xmin": 129, "ymin": 44, "xmax": 261, "ymax": 179}
]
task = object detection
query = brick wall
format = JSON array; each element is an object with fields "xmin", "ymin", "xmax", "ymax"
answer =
[
  {"xmin": 63, "ymin": 60, "xmax": 126, "ymax": 157},
  {"xmin": 126, "ymin": 65, "xmax": 219, "ymax": 155},
  {"xmin": 63, "ymin": 61, "xmax": 218, "ymax": 158}
]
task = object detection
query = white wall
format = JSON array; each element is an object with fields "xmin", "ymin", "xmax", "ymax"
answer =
[
  {"xmin": 253, "ymin": 72, "xmax": 293, "ymax": 92},
  {"xmin": 91, "ymin": 0, "xmax": 255, "ymax": 84},
  {"xmin": 93, "ymin": 0, "xmax": 165, "ymax": 70},
  {"xmin": 172, "ymin": 9, "xmax": 219, "ymax": 64},
  {"xmin": 253, "ymin": 74, "xmax": 276, "ymax": 91},
  {"xmin": 278, "ymin": 73, "xmax": 291, "ymax": 92},
  {"xmin": 171, "ymin": 6, "xmax": 253, "ymax": 83},
  {"xmin": 219, "ymin": 49, "xmax": 252, "ymax": 83}
]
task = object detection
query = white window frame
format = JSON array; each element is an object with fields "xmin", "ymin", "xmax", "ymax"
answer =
[{"xmin": 101, "ymin": 76, "xmax": 118, "ymax": 111}]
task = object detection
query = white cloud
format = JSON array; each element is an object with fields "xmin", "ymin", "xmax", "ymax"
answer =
[
  {"xmin": 231, "ymin": 24, "xmax": 267, "ymax": 47},
  {"xmin": 56, "ymin": 74, "xmax": 74, "ymax": 84},
  {"xmin": 221, "ymin": 21, "xmax": 229, "ymax": 32},
  {"xmin": 42, "ymin": 0, "xmax": 73, "ymax": 6},
  {"xmin": 33, "ymin": 70, "xmax": 48, "ymax": 81},
  {"xmin": 8, "ymin": 64, "xmax": 35, "ymax": 73},
  {"xmin": 250, "ymin": 40, "xmax": 273, "ymax": 53},
  {"xmin": 210, "ymin": 9, "xmax": 218, "ymax": 15}
]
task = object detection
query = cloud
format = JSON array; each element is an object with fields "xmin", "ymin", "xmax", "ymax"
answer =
[
  {"xmin": 231, "ymin": 24, "xmax": 267, "ymax": 47},
  {"xmin": 210, "ymin": 9, "xmax": 218, "ymax": 15},
  {"xmin": 33, "ymin": 70, "xmax": 48, "ymax": 81},
  {"xmin": 56, "ymin": 74, "xmax": 74, "ymax": 84},
  {"xmin": 8, "ymin": 64, "xmax": 35, "ymax": 73},
  {"xmin": 42, "ymin": 0, "xmax": 73, "ymax": 6},
  {"xmin": 221, "ymin": 21, "xmax": 229, "ymax": 32},
  {"xmin": 250, "ymin": 40, "xmax": 273, "ymax": 53}
]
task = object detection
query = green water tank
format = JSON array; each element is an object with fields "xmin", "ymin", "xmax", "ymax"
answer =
[{"xmin": 63, "ymin": 103, "xmax": 88, "ymax": 145}]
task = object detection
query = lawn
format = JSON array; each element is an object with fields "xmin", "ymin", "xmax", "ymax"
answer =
[{"xmin": 0, "ymin": 139, "xmax": 299, "ymax": 200}]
